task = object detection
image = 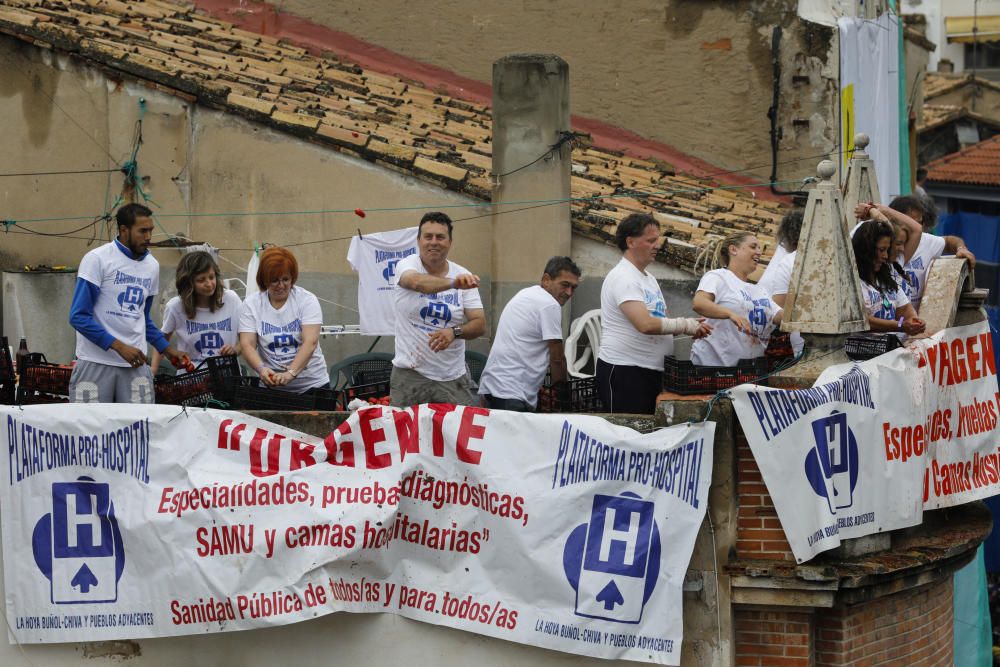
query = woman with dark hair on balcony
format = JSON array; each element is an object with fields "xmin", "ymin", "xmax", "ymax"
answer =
[
  {"xmin": 239, "ymin": 247, "xmax": 330, "ymax": 394},
  {"xmin": 851, "ymin": 219, "xmax": 925, "ymax": 338}
]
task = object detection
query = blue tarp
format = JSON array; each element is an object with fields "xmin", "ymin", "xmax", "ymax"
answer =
[{"xmin": 938, "ymin": 211, "xmax": 1000, "ymax": 263}]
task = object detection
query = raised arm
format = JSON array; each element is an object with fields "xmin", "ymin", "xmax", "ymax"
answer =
[{"xmin": 398, "ymin": 270, "xmax": 480, "ymax": 295}]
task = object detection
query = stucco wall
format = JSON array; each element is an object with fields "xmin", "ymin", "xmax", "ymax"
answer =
[
  {"xmin": 0, "ymin": 36, "xmax": 720, "ymax": 365},
  {"xmin": 267, "ymin": 0, "xmax": 838, "ymax": 182},
  {"xmin": 0, "ymin": 39, "xmax": 492, "ymax": 362}
]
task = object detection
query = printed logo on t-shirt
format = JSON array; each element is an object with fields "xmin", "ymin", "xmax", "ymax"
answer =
[
  {"xmin": 643, "ymin": 289, "xmax": 666, "ymax": 318},
  {"xmin": 420, "ymin": 301, "xmax": 453, "ymax": 327},
  {"xmin": 112, "ymin": 270, "xmax": 153, "ymax": 317},
  {"xmin": 376, "ymin": 248, "xmax": 416, "ymax": 288},
  {"xmin": 117, "ymin": 285, "xmax": 145, "ymax": 313},
  {"xmin": 741, "ymin": 290, "xmax": 774, "ymax": 341},
  {"xmin": 864, "ymin": 285, "xmax": 898, "ymax": 320},
  {"xmin": 903, "ymin": 258, "xmax": 924, "ymax": 300},
  {"xmin": 267, "ymin": 333, "xmax": 300, "ymax": 354},
  {"xmin": 194, "ymin": 331, "xmax": 226, "ymax": 356},
  {"xmin": 261, "ymin": 319, "xmax": 302, "ymax": 355}
]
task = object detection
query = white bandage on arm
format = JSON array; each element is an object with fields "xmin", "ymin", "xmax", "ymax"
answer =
[{"xmin": 659, "ymin": 317, "xmax": 701, "ymax": 335}]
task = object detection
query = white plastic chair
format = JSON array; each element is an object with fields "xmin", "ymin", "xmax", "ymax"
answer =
[{"xmin": 565, "ymin": 309, "xmax": 602, "ymax": 378}]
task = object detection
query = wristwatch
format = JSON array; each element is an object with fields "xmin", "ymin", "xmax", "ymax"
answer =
[{"xmin": 451, "ymin": 326, "xmax": 463, "ymax": 340}]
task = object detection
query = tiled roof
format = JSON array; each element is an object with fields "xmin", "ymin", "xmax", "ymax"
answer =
[
  {"xmin": 0, "ymin": 0, "xmax": 787, "ymax": 272},
  {"xmin": 918, "ymin": 104, "xmax": 1000, "ymax": 132},
  {"xmin": 923, "ymin": 72, "xmax": 1000, "ymax": 101},
  {"xmin": 925, "ymin": 134, "xmax": 1000, "ymax": 187}
]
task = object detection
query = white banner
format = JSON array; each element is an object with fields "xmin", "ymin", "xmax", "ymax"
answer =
[
  {"xmin": 732, "ymin": 321, "xmax": 1000, "ymax": 562},
  {"xmin": 2, "ymin": 404, "xmax": 712, "ymax": 664},
  {"xmin": 839, "ymin": 13, "xmax": 901, "ymax": 198}
]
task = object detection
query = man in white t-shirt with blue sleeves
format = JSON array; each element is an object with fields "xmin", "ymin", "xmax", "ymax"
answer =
[
  {"xmin": 478, "ymin": 256, "xmax": 581, "ymax": 411},
  {"xmin": 68, "ymin": 203, "xmax": 189, "ymax": 403},
  {"xmin": 391, "ymin": 212, "xmax": 487, "ymax": 406}
]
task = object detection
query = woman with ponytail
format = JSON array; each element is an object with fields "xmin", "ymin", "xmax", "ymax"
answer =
[{"xmin": 691, "ymin": 232, "xmax": 783, "ymax": 366}]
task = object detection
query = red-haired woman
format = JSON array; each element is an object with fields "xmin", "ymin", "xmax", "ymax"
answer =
[{"xmin": 239, "ymin": 247, "xmax": 330, "ymax": 393}]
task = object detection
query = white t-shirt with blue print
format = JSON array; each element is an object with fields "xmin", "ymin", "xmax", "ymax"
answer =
[
  {"xmin": 392, "ymin": 254, "xmax": 484, "ymax": 382},
  {"xmin": 162, "ymin": 289, "xmax": 242, "ymax": 371},
  {"xmin": 900, "ymin": 233, "xmax": 945, "ymax": 312},
  {"xmin": 599, "ymin": 258, "xmax": 673, "ymax": 370},
  {"xmin": 691, "ymin": 268, "xmax": 781, "ymax": 367},
  {"xmin": 75, "ymin": 241, "xmax": 160, "ymax": 367},
  {"xmin": 861, "ymin": 279, "xmax": 910, "ymax": 337},
  {"xmin": 239, "ymin": 286, "xmax": 328, "ymax": 392}
]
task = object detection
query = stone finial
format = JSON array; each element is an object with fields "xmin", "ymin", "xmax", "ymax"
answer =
[
  {"xmin": 782, "ymin": 161, "xmax": 868, "ymax": 337},
  {"xmin": 842, "ymin": 133, "xmax": 881, "ymax": 221}
]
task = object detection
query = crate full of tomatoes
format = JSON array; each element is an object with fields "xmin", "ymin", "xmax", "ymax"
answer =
[
  {"xmin": 662, "ymin": 355, "xmax": 772, "ymax": 395},
  {"xmin": 340, "ymin": 380, "xmax": 391, "ymax": 408},
  {"xmin": 17, "ymin": 352, "xmax": 72, "ymax": 404}
]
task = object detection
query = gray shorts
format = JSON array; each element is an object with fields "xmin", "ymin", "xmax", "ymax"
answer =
[
  {"xmin": 69, "ymin": 360, "xmax": 155, "ymax": 404},
  {"xmin": 390, "ymin": 366, "xmax": 478, "ymax": 407}
]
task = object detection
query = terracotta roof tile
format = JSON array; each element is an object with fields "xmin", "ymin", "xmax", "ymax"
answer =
[
  {"xmin": 924, "ymin": 72, "xmax": 1000, "ymax": 100},
  {"xmin": 0, "ymin": 0, "xmax": 787, "ymax": 272},
  {"xmin": 925, "ymin": 134, "xmax": 1000, "ymax": 187},
  {"xmin": 918, "ymin": 104, "xmax": 1000, "ymax": 133}
]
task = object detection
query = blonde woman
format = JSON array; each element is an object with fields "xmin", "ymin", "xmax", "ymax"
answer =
[{"xmin": 691, "ymin": 232, "xmax": 782, "ymax": 366}]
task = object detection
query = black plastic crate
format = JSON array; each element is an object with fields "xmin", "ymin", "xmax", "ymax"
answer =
[
  {"xmin": 205, "ymin": 355, "xmax": 243, "ymax": 403},
  {"xmin": 350, "ymin": 359, "xmax": 392, "ymax": 386},
  {"xmin": 231, "ymin": 377, "xmax": 338, "ymax": 411},
  {"xmin": 537, "ymin": 375, "xmax": 602, "ymax": 413},
  {"xmin": 155, "ymin": 361, "xmax": 213, "ymax": 406},
  {"xmin": 340, "ymin": 379, "xmax": 392, "ymax": 407},
  {"xmin": 662, "ymin": 355, "xmax": 770, "ymax": 395},
  {"xmin": 18, "ymin": 352, "xmax": 72, "ymax": 400},
  {"xmin": 844, "ymin": 332, "xmax": 902, "ymax": 361},
  {"xmin": 0, "ymin": 337, "xmax": 14, "ymax": 404}
]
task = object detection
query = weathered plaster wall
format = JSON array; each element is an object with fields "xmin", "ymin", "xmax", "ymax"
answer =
[
  {"xmin": 266, "ymin": 0, "xmax": 838, "ymax": 182},
  {"xmin": 0, "ymin": 36, "xmax": 719, "ymax": 365},
  {"xmin": 0, "ymin": 39, "xmax": 491, "ymax": 362}
]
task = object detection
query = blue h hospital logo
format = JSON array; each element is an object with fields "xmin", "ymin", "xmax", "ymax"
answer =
[
  {"xmin": 585, "ymin": 497, "xmax": 652, "ymax": 577},
  {"xmin": 565, "ymin": 494, "xmax": 658, "ymax": 623},
  {"xmin": 117, "ymin": 285, "xmax": 144, "ymax": 312},
  {"xmin": 426, "ymin": 303, "xmax": 448, "ymax": 320}
]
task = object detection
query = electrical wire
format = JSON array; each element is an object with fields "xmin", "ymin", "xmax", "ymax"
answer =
[{"xmin": 0, "ymin": 167, "xmax": 122, "ymax": 179}]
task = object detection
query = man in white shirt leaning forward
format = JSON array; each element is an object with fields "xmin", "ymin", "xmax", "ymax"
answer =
[{"xmin": 478, "ymin": 256, "xmax": 581, "ymax": 412}]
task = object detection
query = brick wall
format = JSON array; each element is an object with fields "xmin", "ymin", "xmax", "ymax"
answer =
[
  {"xmin": 735, "ymin": 608, "xmax": 814, "ymax": 667},
  {"xmin": 735, "ymin": 427, "xmax": 796, "ymax": 561},
  {"xmin": 814, "ymin": 579, "xmax": 953, "ymax": 666},
  {"xmin": 735, "ymin": 578, "xmax": 953, "ymax": 666}
]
